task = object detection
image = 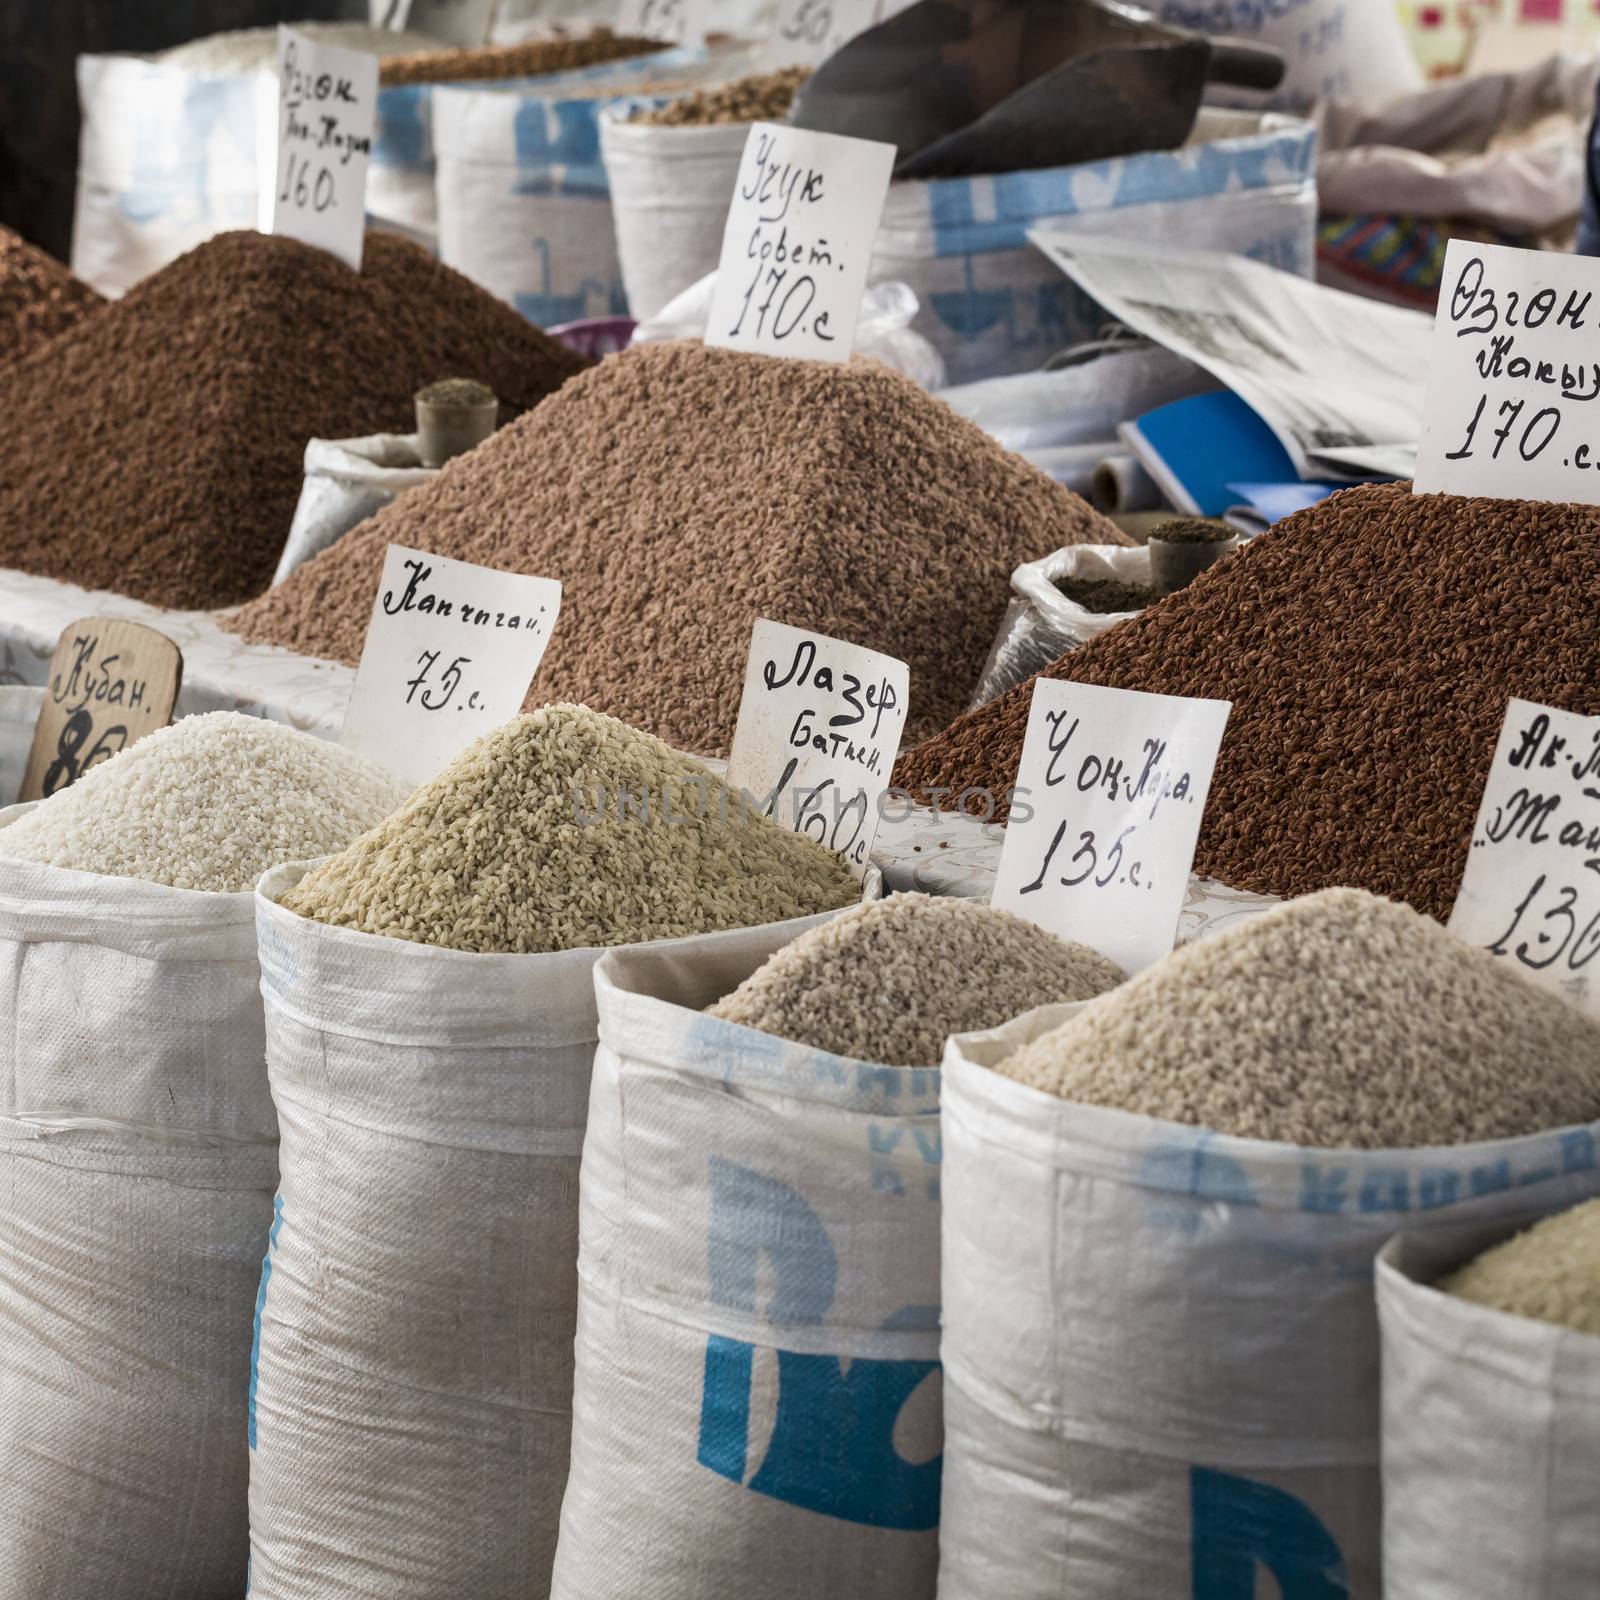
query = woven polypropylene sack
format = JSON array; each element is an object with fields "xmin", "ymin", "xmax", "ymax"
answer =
[
  {"xmin": 0, "ymin": 815, "xmax": 276, "ymax": 1599},
  {"xmin": 551, "ymin": 929, "xmax": 942, "ymax": 1600},
  {"xmin": 1378, "ymin": 1230, "xmax": 1600, "ymax": 1598},
  {"xmin": 936, "ymin": 1005, "xmax": 1600, "ymax": 1600},
  {"xmin": 600, "ymin": 112, "xmax": 752, "ymax": 322},
  {"xmin": 247, "ymin": 863, "xmax": 861, "ymax": 1598},
  {"xmin": 0, "ymin": 688, "xmax": 44, "ymax": 808},
  {"xmin": 869, "ymin": 110, "xmax": 1316, "ymax": 386}
]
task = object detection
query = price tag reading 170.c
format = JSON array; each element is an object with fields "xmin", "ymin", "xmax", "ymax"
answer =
[
  {"xmin": 991, "ymin": 679, "xmax": 1231, "ymax": 975},
  {"xmin": 1447, "ymin": 698, "xmax": 1600, "ymax": 1016},
  {"xmin": 705, "ymin": 122, "xmax": 896, "ymax": 364},
  {"xmin": 271, "ymin": 26, "xmax": 378, "ymax": 272},
  {"xmin": 340, "ymin": 544, "xmax": 562, "ymax": 788},
  {"xmin": 1415, "ymin": 239, "xmax": 1600, "ymax": 504}
]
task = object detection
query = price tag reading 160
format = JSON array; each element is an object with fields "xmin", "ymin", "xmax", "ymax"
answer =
[{"xmin": 271, "ymin": 26, "xmax": 379, "ymax": 272}]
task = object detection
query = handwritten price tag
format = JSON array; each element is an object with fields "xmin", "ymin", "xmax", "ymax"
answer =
[
  {"xmin": 1447, "ymin": 698, "xmax": 1600, "ymax": 1014},
  {"xmin": 616, "ymin": 0, "xmax": 708, "ymax": 45},
  {"xmin": 725, "ymin": 619, "xmax": 908, "ymax": 879},
  {"xmin": 705, "ymin": 122, "xmax": 895, "ymax": 364},
  {"xmin": 270, "ymin": 26, "xmax": 378, "ymax": 272},
  {"xmin": 1415, "ymin": 240, "xmax": 1600, "ymax": 503},
  {"xmin": 20, "ymin": 619, "xmax": 183, "ymax": 803},
  {"xmin": 991, "ymin": 680, "xmax": 1230, "ymax": 974},
  {"xmin": 764, "ymin": 0, "xmax": 877, "ymax": 68},
  {"xmin": 340, "ymin": 544, "xmax": 561, "ymax": 787}
]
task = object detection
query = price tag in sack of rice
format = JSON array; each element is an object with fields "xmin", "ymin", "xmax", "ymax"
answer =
[
  {"xmin": 705, "ymin": 122, "xmax": 895, "ymax": 363},
  {"xmin": 268, "ymin": 26, "xmax": 379, "ymax": 271},
  {"xmin": 616, "ymin": 0, "xmax": 708, "ymax": 45},
  {"xmin": 20, "ymin": 619, "xmax": 183, "ymax": 802},
  {"xmin": 725, "ymin": 619, "xmax": 908, "ymax": 878},
  {"xmin": 1448, "ymin": 697, "xmax": 1600, "ymax": 1014},
  {"xmin": 340, "ymin": 544, "xmax": 561, "ymax": 788},
  {"xmin": 991, "ymin": 679, "xmax": 1231, "ymax": 974},
  {"xmin": 1415, "ymin": 240, "xmax": 1600, "ymax": 503}
]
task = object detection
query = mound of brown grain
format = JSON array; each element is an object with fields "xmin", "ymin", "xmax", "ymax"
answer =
[
  {"xmin": 0, "ymin": 230, "xmax": 588, "ymax": 609},
  {"xmin": 893, "ymin": 484, "xmax": 1600, "ymax": 919},
  {"xmin": 226, "ymin": 340, "xmax": 1125, "ymax": 757},
  {"xmin": 0, "ymin": 227, "xmax": 102, "ymax": 370}
]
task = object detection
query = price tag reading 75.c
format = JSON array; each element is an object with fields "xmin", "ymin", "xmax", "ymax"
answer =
[
  {"xmin": 991, "ymin": 679, "xmax": 1231, "ymax": 975},
  {"xmin": 339, "ymin": 544, "xmax": 561, "ymax": 788}
]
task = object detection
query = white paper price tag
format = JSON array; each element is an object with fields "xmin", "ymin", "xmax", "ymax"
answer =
[
  {"xmin": 270, "ymin": 26, "xmax": 379, "ymax": 272},
  {"xmin": 705, "ymin": 122, "xmax": 895, "ymax": 363},
  {"xmin": 725, "ymin": 619, "xmax": 908, "ymax": 878},
  {"xmin": 399, "ymin": 0, "xmax": 498, "ymax": 46},
  {"xmin": 992, "ymin": 679, "xmax": 1231, "ymax": 975},
  {"xmin": 340, "ymin": 544, "xmax": 562, "ymax": 787},
  {"xmin": 1447, "ymin": 697, "xmax": 1600, "ymax": 1014},
  {"xmin": 616, "ymin": 0, "xmax": 707, "ymax": 45},
  {"xmin": 764, "ymin": 0, "xmax": 877, "ymax": 68},
  {"xmin": 1415, "ymin": 239, "xmax": 1600, "ymax": 503}
]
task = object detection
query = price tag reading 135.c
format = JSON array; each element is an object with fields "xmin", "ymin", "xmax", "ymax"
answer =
[{"xmin": 991, "ymin": 679, "xmax": 1231, "ymax": 975}]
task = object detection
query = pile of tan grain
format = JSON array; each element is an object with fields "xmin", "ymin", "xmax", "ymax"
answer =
[
  {"xmin": 708, "ymin": 892, "xmax": 1124, "ymax": 1066},
  {"xmin": 226, "ymin": 341, "xmax": 1124, "ymax": 757},
  {"xmin": 993, "ymin": 888, "xmax": 1600, "ymax": 1148},
  {"xmin": 378, "ymin": 31, "xmax": 663, "ymax": 86},
  {"xmin": 636, "ymin": 67, "xmax": 810, "ymax": 125},
  {"xmin": 1443, "ymin": 1200, "xmax": 1600, "ymax": 1335},
  {"xmin": 280, "ymin": 704, "xmax": 860, "ymax": 954}
]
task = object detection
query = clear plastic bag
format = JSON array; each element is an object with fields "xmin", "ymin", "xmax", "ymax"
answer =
[
  {"xmin": 274, "ymin": 434, "xmax": 435, "ymax": 586},
  {"xmin": 970, "ymin": 544, "xmax": 1152, "ymax": 709},
  {"xmin": 632, "ymin": 275, "xmax": 948, "ymax": 390}
]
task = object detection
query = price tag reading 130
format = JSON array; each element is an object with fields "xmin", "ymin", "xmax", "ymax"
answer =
[
  {"xmin": 705, "ymin": 122, "xmax": 895, "ymax": 364},
  {"xmin": 270, "ymin": 26, "xmax": 378, "ymax": 272},
  {"xmin": 340, "ymin": 544, "xmax": 561, "ymax": 788},
  {"xmin": 1447, "ymin": 698, "xmax": 1600, "ymax": 1015},
  {"xmin": 991, "ymin": 679, "xmax": 1231, "ymax": 975}
]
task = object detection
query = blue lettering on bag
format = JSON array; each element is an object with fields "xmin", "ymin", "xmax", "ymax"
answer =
[
  {"xmin": 246, "ymin": 1193, "xmax": 285, "ymax": 1453},
  {"xmin": 696, "ymin": 1157, "xmax": 941, "ymax": 1530},
  {"xmin": 1190, "ymin": 1467, "xmax": 1348, "ymax": 1598}
]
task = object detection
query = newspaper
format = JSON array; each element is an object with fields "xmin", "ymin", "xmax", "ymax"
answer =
[{"xmin": 1027, "ymin": 226, "xmax": 1432, "ymax": 481}]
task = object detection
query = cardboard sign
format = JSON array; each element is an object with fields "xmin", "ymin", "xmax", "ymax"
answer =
[
  {"xmin": 705, "ymin": 122, "xmax": 895, "ymax": 363},
  {"xmin": 20, "ymin": 619, "xmax": 183, "ymax": 802},
  {"xmin": 340, "ymin": 545, "xmax": 561, "ymax": 787},
  {"xmin": 616, "ymin": 0, "xmax": 708, "ymax": 46},
  {"xmin": 1415, "ymin": 239, "xmax": 1600, "ymax": 503},
  {"xmin": 1447, "ymin": 697, "xmax": 1600, "ymax": 1014},
  {"xmin": 991, "ymin": 679, "xmax": 1231, "ymax": 974},
  {"xmin": 270, "ymin": 26, "xmax": 380, "ymax": 272},
  {"xmin": 725, "ymin": 619, "xmax": 908, "ymax": 878}
]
